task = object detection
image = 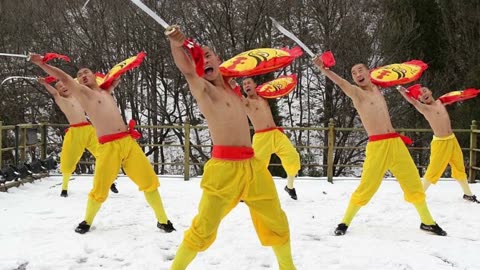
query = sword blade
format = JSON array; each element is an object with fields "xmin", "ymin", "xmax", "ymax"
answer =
[
  {"xmin": 130, "ymin": 0, "xmax": 170, "ymax": 29},
  {"xmin": 82, "ymin": 0, "xmax": 92, "ymax": 9},
  {"xmin": 1, "ymin": 76, "xmax": 37, "ymax": 85},
  {"xmin": 270, "ymin": 17, "xmax": 315, "ymax": 57},
  {"xmin": 0, "ymin": 53, "xmax": 28, "ymax": 59}
]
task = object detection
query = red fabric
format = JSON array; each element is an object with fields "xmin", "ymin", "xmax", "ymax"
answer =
[
  {"xmin": 255, "ymin": 127, "xmax": 285, "ymax": 134},
  {"xmin": 438, "ymin": 88, "xmax": 480, "ymax": 105},
  {"xmin": 256, "ymin": 74, "xmax": 297, "ymax": 99},
  {"xmin": 220, "ymin": 47, "xmax": 303, "ymax": 77},
  {"xmin": 407, "ymin": 84, "xmax": 422, "ymax": 100},
  {"xmin": 321, "ymin": 51, "xmax": 336, "ymax": 68},
  {"xmin": 232, "ymin": 85, "xmax": 242, "ymax": 97},
  {"xmin": 183, "ymin": 38, "xmax": 205, "ymax": 77},
  {"xmin": 211, "ymin": 145, "xmax": 254, "ymax": 160},
  {"xmin": 44, "ymin": 76, "xmax": 58, "ymax": 84},
  {"xmin": 65, "ymin": 121, "xmax": 91, "ymax": 133},
  {"xmin": 368, "ymin": 132, "xmax": 413, "ymax": 145},
  {"xmin": 42, "ymin": 53, "xmax": 71, "ymax": 63},
  {"xmin": 98, "ymin": 119, "xmax": 142, "ymax": 144},
  {"xmin": 99, "ymin": 52, "xmax": 146, "ymax": 89},
  {"xmin": 370, "ymin": 60, "xmax": 428, "ymax": 87}
]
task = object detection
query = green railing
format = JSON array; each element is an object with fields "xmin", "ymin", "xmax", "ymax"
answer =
[{"xmin": 1, "ymin": 120, "xmax": 478, "ymax": 183}]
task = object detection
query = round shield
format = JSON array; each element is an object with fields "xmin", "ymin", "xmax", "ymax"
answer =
[
  {"xmin": 256, "ymin": 74, "xmax": 298, "ymax": 99},
  {"xmin": 370, "ymin": 60, "xmax": 428, "ymax": 87}
]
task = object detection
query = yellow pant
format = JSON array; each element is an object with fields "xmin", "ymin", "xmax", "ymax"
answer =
[
  {"xmin": 60, "ymin": 125, "xmax": 98, "ymax": 174},
  {"xmin": 424, "ymin": 134, "xmax": 467, "ymax": 184},
  {"xmin": 252, "ymin": 129, "xmax": 300, "ymax": 176},
  {"xmin": 350, "ymin": 137, "xmax": 426, "ymax": 206},
  {"xmin": 89, "ymin": 136, "xmax": 159, "ymax": 202},
  {"xmin": 183, "ymin": 157, "xmax": 290, "ymax": 251}
]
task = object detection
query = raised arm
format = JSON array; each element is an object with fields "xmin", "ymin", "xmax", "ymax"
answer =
[
  {"xmin": 37, "ymin": 77, "xmax": 59, "ymax": 98},
  {"xmin": 396, "ymin": 86, "xmax": 429, "ymax": 113},
  {"xmin": 30, "ymin": 53, "xmax": 78, "ymax": 93},
  {"xmin": 313, "ymin": 55, "xmax": 358, "ymax": 99},
  {"xmin": 165, "ymin": 26, "xmax": 206, "ymax": 98}
]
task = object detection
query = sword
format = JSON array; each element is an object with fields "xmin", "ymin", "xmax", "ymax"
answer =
[
  {"xmin": 82, "ymin": 0, "xmax": 92, "ymax": 9},
  {"xmin": 1, "ymin": 76, "xmax": 38, "ymax": 85},
  {"xmin": 0, "ymin": 53, "xmax": 31, "ymax": 61},
  {"xmin": 270, "ymin": 17, "xmax": 315, "ymax": 58},
  {"xmin": 129, "ymin": 0, "xmax": 174, "ymax": 34}
]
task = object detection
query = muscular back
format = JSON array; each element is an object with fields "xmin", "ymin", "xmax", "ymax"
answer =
[
  {"xmin": 196, "ymin": 82, "xmax": 252, "ymax": 147},
  {"xmin": 351, "ymin": 85, "xmax": 395, "ymax": 136},
  {"xmin": 243, "ymin": 96, "xmax": 277, "ymax": 131}
]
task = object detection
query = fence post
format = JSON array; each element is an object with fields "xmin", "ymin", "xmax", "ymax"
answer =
[
  {"xmin": 469, "ymin": 120, "xmax": 477, "ymax": 184},
  {"xmin": 327, "ymin": 118, "xmax": 335, "ymax": 183},
  {"xmin": 184, "ymin": 122, "xmax": 191, "ymax": 181},
  {"xmin": 0, "ymin": 121, "xmax": 3, "ymax": 169},
  {"xmin": 14, "ymin": 125, "xmax": 21, "ymax": 166},
  {"xmin": 41, "ymin": 123, "xmax": 47, "ymax": 160}
]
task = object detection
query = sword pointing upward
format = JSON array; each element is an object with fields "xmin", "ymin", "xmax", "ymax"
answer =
[
  {"xmin": 0, "ymin": 53, "xmax": 30, "ymax": 61},
  {"xmin": 270, "ymin": 17, "xmax": 315, "ymax": 58},
  {"xmin": 129, "ymin": 0, "xmax": 175, "ymax": 34}
]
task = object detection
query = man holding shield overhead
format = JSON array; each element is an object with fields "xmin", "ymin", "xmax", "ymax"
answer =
[
  {"xmin": 242, "ymin": 77, "xmax": 301, "ymax": 200},
  {"xmin": 30, "ymin": 54, "xmax": 174, "ymax": 234},
  {"xmin": 397, "ymin": 85, "xmax": 479, "ymax": 203},
  {"xmin": 167, "ymin": 26, "xmax": 295, "ymax": 270},
  {"xmin": 313, "ymin": 59, "xmax": 446, "ymax": 236}
]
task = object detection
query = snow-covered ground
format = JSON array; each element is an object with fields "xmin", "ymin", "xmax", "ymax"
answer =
[{"xmin": 0, "ymin": 175, "xmax": 479, "ymax": 270}]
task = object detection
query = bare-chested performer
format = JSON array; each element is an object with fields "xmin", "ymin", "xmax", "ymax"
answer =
[
  {"xmin": 31, "ymin": 54, "xmax": 174, "ymax": 234},
  {"xmin": 242, "ymin": 77, "xmax": 301, "ymax": 200},
  {"xmin": 38, "ymin": 78, "xmax": 118, "ymax": 197},
  {"xmin": 167, "ymin": 26, "xmax": 296, "ymax": 270},
  {"xmin": 313, "ymin": 57, "xmax": 446, "ymax": 236},
  {"xmin": 397, "ymin": 85, "xmax": 478, "ymax": 203}
]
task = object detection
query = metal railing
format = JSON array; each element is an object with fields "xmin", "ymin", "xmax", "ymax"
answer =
[{"xmin": 1, "ymin": 120, "xmax": 478, "ymax": 183}]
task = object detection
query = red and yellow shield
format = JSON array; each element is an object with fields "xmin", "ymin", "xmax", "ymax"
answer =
[
  {"xmin": 438, "ymin": 88, "xmax": 480, "ymax": 105},
  {"xmin": 256, "ymin": 74, "xmax": 298, "ymax": 99},
  {"xmin": 220, "ymin": 47, "xmax": 302, "ymax": 77},
  {"xmin": 99, "ymin": 52, "xmax": 146, "ymax": 89},
  {"xmin": 370, "ymin": 60, "xmax": 428, "ymax": 87}
]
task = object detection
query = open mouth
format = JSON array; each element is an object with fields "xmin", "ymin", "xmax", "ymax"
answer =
[
  {"xmin": 204, "ymin": 67, "xmax": 214, "ymax": 75},
  {"xmin": 358, "ymin": 77, "xmax": 365, "ymax": 83}
]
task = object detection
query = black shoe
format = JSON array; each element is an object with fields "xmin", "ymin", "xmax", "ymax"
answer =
[
  {"xmin": 75, "ymin": 221, "xmax": 91, "ymax": 234},
  {"xmin": 463, "ymin": 194, "xmax": 480, "ymax": 203},
  {"xmin": 284, "ymin": 186, "xmax": 298, "ymax": 200},
  {"xmin": 334, "ymin": 223, "xmax": 348, "ymax": 236},
  {"xmin": 110, "ymin": 183, "xmax": 119, "ymax": 193},
  {"xmin": 60, "ymin": 190, "xmax": 68, "ymax": 197},
  {"xmin": 420, "ymin": 223, "xmax": 447, "ymax": 236},
  {"xmin": 157, "ymin": 220, "xmax": 176, "ymax": 233}
]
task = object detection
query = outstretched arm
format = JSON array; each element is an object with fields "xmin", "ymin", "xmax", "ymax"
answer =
[
  {"xmin": 30, "ymin": 53, "xmax": 78, "ymax": 92},
  {"xmin": 37, "ymin": 77, "xmax": 59, "ymax": 98},
  {"xmin": 396, "ymin": 86, "xmax": 429, "ymax": 113},
  {"xmin": 166, "ymin": 26, "xmax": 206, "ymax": 98},
  {"xmin": 313, "ymin": 55, "xmax": 358, "ymax": 99}
]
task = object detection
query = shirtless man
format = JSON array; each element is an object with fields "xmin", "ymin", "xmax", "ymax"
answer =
[
  {"xmin": 167, "ymin": 27, "xmax": 295, "ymax": 270},
  {"xmin": 313, "ymin": 57, "xmax": 446, "ymax": 236},
  {"xmin": 38, "ymin": 79, "xmax": 118, "ymax": 197},
  {"xmin": 242, "ymin": 77, "xmax": 301, "ymax": 200},
  {"xmin": 397, "ymin": 85, "xmax": 478, "ymax": 203},
  {"xmin": 31, "ymin": 54, "xmax": 174, "ymax": 234}
]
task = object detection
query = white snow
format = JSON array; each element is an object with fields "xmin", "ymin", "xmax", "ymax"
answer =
[{"xmin": 0, "ymin": 176, "xmax": 479, "ymax": 270}]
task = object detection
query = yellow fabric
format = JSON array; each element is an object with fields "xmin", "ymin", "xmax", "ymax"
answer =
[
  {"xmin": 84, "ymin": 198, "xmax": 102, "ymax": 225},
  {"xmin": 424, "ymin": 134, "xmax": 467, "ymax": 184},
  {"xmin": 182, "ymin": 157, "xmax": 290, "ymax": 252},
  {"xmin": 413, "ymin": 201, "xmax": 435, "ymax": 225},
  {"xmin": 341, "ymin": 204, "xmax": 361, "ymax": 226},
  {"xmin": 252, "ymin": 129, "xmax": 300, "ymax": 176},
  {"xmin": 170, "ymin": 243, "xmax": 198, "ymax": 270},
  {"xmin": 61, "ymin": 172, "xmax": 72, "ymax": 190},
  {"xmin": 60, "ymin": 125, "xmax": 98, "ymax": 174},
  {"xmin": 88, "ymin": 136, "xmax": 159, "ymax": 203},
  {"xmin": 349, "ymin": 137, "xmax": 426, "ymax": 206},
  {"xmin": 458, "ymin": 179, "xmax": 473, "ymax": 196},
  {"xmin": 272, "ymin": 240, "xmax": 297, "ymax": 270},
  {"xmin": 144, "ymin": 190, "xmax": 168, "ymax": 224}
]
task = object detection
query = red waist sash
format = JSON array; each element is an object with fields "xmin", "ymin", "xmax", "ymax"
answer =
[
  {"xmin": 255, "ymin": 127, "xmax": 285, "ymax": 134},
  {"xmin": 211, "ymin": 145, "xmax": 254, "ymax": 160},
  {"xmin": 368, "ymin": 132, "xmax": 413, "ymax": 145},
  {"xmin": 65, "ymin": 121, "xmax": 91, "ymax": 133},
  {"xmin": 98, "ymin": 120, "xmax": 142, "ymax": 144}
]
